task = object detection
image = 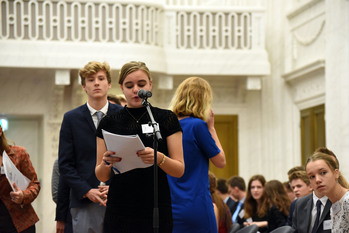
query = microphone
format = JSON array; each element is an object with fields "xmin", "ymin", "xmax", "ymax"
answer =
[{"xmin": 138, "ymin": 89, "xmax": 152, "ymax": 99}]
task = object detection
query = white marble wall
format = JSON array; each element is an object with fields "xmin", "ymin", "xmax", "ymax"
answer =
[
  {"xmin": 256, "ymin": 0, "xmax": 300, "ymax": 182},
  {"xmin": 325, "ymin": 0, "xmax": 349, "ymax": 179}
]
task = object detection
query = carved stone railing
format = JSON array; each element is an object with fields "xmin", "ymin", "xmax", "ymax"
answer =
[
  {"xmin": 0, "ymin": 0, "xmax": 163, "ymax": 45},
  {"xmin": 0, "ymin": 0, "xmax": 270, "ymax": 75}
]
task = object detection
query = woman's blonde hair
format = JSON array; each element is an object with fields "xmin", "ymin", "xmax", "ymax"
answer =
[{"xmin": 169, "ymin": 77, "xmax": 212, "ymax": 121}]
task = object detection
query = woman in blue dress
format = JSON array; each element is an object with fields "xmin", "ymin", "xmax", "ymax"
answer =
[{"xmin": 168, "ymin": 76, "xmax": 227, "ymax": 233}]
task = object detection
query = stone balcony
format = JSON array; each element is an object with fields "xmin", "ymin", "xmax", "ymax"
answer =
[{"xmin": 0, "ymin": 0, "xmax": 270, "ymax": 76}]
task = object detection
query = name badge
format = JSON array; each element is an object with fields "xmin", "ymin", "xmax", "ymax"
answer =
[
  {"xmin": 142, "ymin": 124, "xmax": 154, "ymax": 134},
  {"xmin": 239, "ymin": 209, "xmax": 245, "ymax": 219},
  {"xmin": 323, "ymin": 220, "xmax": 332, "ymax": 230},
  {"xmin": 1, "ymin": 166, "xmax": 4, "ymax": 175}
]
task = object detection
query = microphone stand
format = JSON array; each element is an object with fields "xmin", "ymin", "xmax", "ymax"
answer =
[{"xmin": 141, "ymin": 97, "xmax": 162, "ymax": 233}]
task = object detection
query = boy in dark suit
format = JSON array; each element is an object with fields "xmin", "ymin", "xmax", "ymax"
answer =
[
  {"xmin": 287, "ymin": 169, "xmax": 313, "ymax": 226},
  {"xmin": 227, "ymin": 176, "xmax": 246, "ymax": 224},
  {"xmin": 292, "ymin": 192, "xmax": 331, "ymax": 233},
  {"xmin": 58, "ymin": 61, "xmax": 122, "ymax": 233}
]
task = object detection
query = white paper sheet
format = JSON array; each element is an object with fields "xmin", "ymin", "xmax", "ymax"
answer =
[
  {"xmin": 102, "ymin": 129, "xmax": 151, "ymax": 174},
  {"xmin": 2, "ymin": 150, "xmax": 30, "ymax": 191}
]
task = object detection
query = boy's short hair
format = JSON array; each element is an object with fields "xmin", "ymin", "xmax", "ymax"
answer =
[
  {"xmin": 216, "ymin": 178, "xmax": 228, "ymax": 194},
  {"xmin": 227, "ymin": 176, "xmax": 246, "ymax": 191},
  {"xmin": 288, "ymin": 170, "xmax": 310, "ymax": 185},
  {"xmin": 79, "ymin": 61, "xmax": 111, "ymax": 86},
  {"xmin": 287, "ymin": 166, "xmax": 305, "ymax": 176}
]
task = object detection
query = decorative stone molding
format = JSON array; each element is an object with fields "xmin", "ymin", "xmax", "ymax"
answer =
[
  {"xmin": 48, "ymin": 85, "xmax": 65, "ymax": 157},
  {"xmin": 0, "ymin": 0, "xmax": 163, "ymax": 45},
  {"xmin": 209, "ymin": 76, "xmax": 247, "ymax": 105},
  {"xmin": 283, "ymin": 59, "xmax": 324, "ymax": 83},
  {"xmin": 72, "ymin": 74, "xmax": 87, "ymax": 108},
  {"xmin": 287, "ymin": 0, "xmax": 323, "ymax": 19},
  {"xmin": 166, "ymin": 0, "xmax": 264, "ymax": 7},
  {"xmin": 246, "ymin": 76, "xmax": 262, "ymax": 90},
  {"xmin": 292, "ymin": 20, "xmax": 325, "ymax": 46},
  {"xmin": 283, "ymin": 59, "xmax": 325, "ymax": 110},
  {"xmin": 55, "ymin": 70, "xmax": 71, "ymax": 85},
  {"xmin": 285, "ymin": 0, "xmax": 325, "ymax": 73}
]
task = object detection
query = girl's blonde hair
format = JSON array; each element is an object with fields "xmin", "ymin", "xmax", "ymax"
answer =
[
  {"xmin": 306, "ymin": 152, "xmax": 349, "ymax": 188},
  {"xmin": 313, "ymin": 147, "xmax": 349, "ymax": 188},
  {"xmin": 118, "ymin": 61, "xmax": 151, "ymax": 85},
  {"xmin": 169, "ymin": 77, "xmax": 212, "ymax": 121}
]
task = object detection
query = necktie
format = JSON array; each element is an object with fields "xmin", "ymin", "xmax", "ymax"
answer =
[
  {"xmin": 311, "ymin": 200, "xmax": 322, "ymax": 233},
  {"xmin": 232, "ymin": 201, "xmax": 242, "ymax": 223},
  {"xmin": 95, "ymin": 111, "xmax": 104, "ymax": 128}
]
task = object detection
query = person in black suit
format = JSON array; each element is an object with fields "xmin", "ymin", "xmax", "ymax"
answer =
[
  {"xmin": 292, "ymin": 191, "xmax": 331, "ymax": 233},
  {"xmin": 52, "ymin": 158, "xmax": 72, "ymax": 233},
  {"xmin": 287, "ymin": 170, "xmax": 313, "ymax": 226},
  {"xmin": 58, "ymin": 61, "xmax": 122, "ymax": 233},
  {"xmin": 55, "ymin": 175, "xmax": 72, "ymax": 233},
  {"xmin": 227, "ymin": 176, "xmax": 246, "ymax": 224},
  {"xmin": 216, "ymin": 178, "xmax": 237, "ymax": 215}
]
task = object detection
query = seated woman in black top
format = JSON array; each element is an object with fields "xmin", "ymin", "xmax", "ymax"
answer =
[
  {"xmin": 238, "ymin": 175, "xmax": 268, "ymax": 233},
  {"xmin": 238, "ymin": 176, "xmax": 291, "ymax": 233},
  {"xmin": 262, "ymin": 180, "xmax": 291, "ymax": 232}
]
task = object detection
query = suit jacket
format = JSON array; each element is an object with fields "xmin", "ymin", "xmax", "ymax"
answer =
[
  {"xmin": 287, "ymin": 199, "xmax": 297, "ymax": 226},
  {"xmin": 226, "ymin": 196, "xmax": 237, "ymax": 215},
  {"xmin": 292, "ymin": 193, "xmax": 332, "ymax": 233},
  {"xmin": 58, "ymin": 103, "xmax": 122, "ymax": 208}
]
